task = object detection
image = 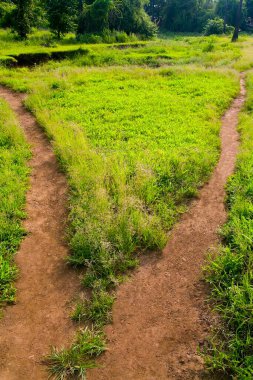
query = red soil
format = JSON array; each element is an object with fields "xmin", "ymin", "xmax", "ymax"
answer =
[{"xmin": 0, "ymin": 87, "xmax": 80, "ymax": 380}]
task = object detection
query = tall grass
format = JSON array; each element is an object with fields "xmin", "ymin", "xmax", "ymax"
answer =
[
  {"xmin": 0, "ymin": 28, "xmax": 246, "ymax": 68},
  {"xmin": 204, "ymin": 72, "xmax": 253, "ymax": 378},
  {"xmin": 0, "ymin": 98, "xmax": 30, "ymax": 305}
]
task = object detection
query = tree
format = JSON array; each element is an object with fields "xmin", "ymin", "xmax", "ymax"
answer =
[
  {"xmin": 145, "ymin": 0, "xmax": 166, "ymax": 24},
  {"xmin": 46, "ymin": 0, "xmax": 78, "ymax": 39},
  {"xmin": 232, "ymin": 0, "xmax": 243, "ymax": 41},
  {"xmin": 77, "ymin": 0, "xmax": 113, "ymax": 33},
  {"xmin": 77, "ymin": 0, "xmax": 157, "ymax": 37},
  {"xmin": 14, "ymin": 0, "xmax": 32, "ymax": 38},
  {"xmin": 247, "ymin": 0, "xmax": 253, "ymax": 17},
  {"xmin": 162, "ymin": 0, "xmax": 203, "ymax": 32},
  {"xmin": 109, "ymin": 0, "xmax": 157, "ymax": 37},
  {"xmin": 0, "ymin": 0, "xmax": 16, "ymax": 28}
]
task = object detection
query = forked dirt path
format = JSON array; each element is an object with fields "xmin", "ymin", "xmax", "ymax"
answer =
[
  {"xmin": 0, "ymin": 87, "xmax": 80, "ymax": 379},
  {"xmin": 88, "ymin": 75, "xmax": 246, "ymax": 380}
]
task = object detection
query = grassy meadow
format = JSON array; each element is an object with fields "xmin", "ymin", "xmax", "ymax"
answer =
[
  {"xmin": 1, "ymin": 29, "xmax": 253, "ymax": 378},
  {"xmin": 0, "ymin": 98, "xmax": 30, "ymax": 305},
  {"xmin": 0, "ymin": 28, "xmax": 249, "ymax": 69},
  {"xmin": 0, "ymin": 64, "xmax": 239, "ymax": 307}
]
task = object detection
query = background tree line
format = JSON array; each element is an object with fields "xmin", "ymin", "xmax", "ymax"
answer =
[{"xmin": 0, "ymin": 0, "xmax": 251, "ymax": 39}]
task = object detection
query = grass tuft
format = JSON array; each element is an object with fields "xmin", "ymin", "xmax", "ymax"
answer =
[{"xmin": 45, "ymin": 328, "xmax": 106, "ymax": 380}]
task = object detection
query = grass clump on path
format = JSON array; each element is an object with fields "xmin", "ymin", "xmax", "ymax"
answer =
[
  {"xmin": 45, "ymin": 328, "xmax": 106, "ymax": 380},
  {"xmin": 204, "ymin": 72, "xmax": 253, "ymax": 378},
  {"xmin": 0, "ymin": 98, "xmax": 30, "ymax": 305}
]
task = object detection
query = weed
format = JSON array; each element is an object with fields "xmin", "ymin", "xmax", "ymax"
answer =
[
  {"xmin": 45, "ymin": 328, "xmax": 106, "ymax": 380},
  {"xmin": 72, "ymin": 291, "xmax": 114, "ymax": 326}
]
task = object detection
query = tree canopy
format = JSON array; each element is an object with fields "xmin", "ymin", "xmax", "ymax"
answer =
[{"xmin": 0, "ymin": 0, "xmax": 250, "ymax": 39}]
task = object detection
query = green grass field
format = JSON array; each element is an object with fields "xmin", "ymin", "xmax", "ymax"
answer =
[
  {"xmin": 1, "ymin": 28, "xmax": 253, "ymax": 378},
  {"xmin": 0, "ymin": 29, "xmax": 248, "ymax": 69},
  {"xmin": 0, "ymin": 98, "xmax": 30, "ymax": 305},
  {"xmin": 0, "ymin": 64, "xmax": 239, "ymax": 303}
]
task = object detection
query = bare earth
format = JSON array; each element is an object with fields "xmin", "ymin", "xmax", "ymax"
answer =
[
  {"xmin": 88, "ymin": 76, "xmax": 246, "ymax": 380},
  {"xmin": 0, "ymin": 87, "xmax": 80, "ymax": 379}
]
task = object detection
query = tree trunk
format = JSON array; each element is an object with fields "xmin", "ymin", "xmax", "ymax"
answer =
[
  {"xmin": 78, "ymin": 0, "xmax": 83, "ymax": 15},
  {"xmin": 223, "ymin": 0, "xmax": 228, "ymax": 33},
  {"xmin": 232, "ymin": 0, "xmax": 243, "ymax": 42}
]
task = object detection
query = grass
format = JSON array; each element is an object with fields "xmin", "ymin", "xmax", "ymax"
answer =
[
  {"xmin": 0, "ymin": 63, "xmax": 239, "ymax": 298},
  {"xmin": 0, "ymin": 56, "xmax": 241, "ymax": 377},
  {"xmin": 45, "ymin": 327, "xmax": 106, "ymax": 380},
  {"xmin": 203, "ymin": 72, "xmax": 253, "ymax": 378},
  {"xmin": 1, "ymin": 28, "xmax": 253, "ymax": 378},
  {"xmin": 0, "ymin": 28, "xmax": 247, "ymax": 69},
  {"xmin": 0, "ymin": 97, "xmax": 30, "ymax": 305}
]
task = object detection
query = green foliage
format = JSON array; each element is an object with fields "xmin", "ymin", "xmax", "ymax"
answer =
[
  {"xmin": 77, "ymin": 29, "xmax": 137, "ymax": 43},
  {"xmin": 14, "ymin": 0, "xmax": 33, "ymax": 39},
  {"xmin": 46, "ymin": 0, "xmax": 78, "ymax": 38},
  {"xmin": 72, "ymin": 291, "xmax": 114, "ymax": 325},
  {"xmin": 203, "ymin": 72, "xmax": 253, "ymax": 378},
  {"xmin": 0, "ymin": 55, "xmax": 17, "ymax": 67},
  {"xmin": 162, "ymin": 0, "xmax": 213, "ymax": 33},
  {"xmin": 45, "ymin": 327, "xmax": 106, "ymax": 379},
  {"xmin": 204, "ymin": 18, "xmax": 225, "ymax": 36},
  {"xmin": 114, "ymin": 0, "xmax": 157, "ymax": 37},
  {"xmin": 77, "ymin": 0, "xmax": 112, "ymax": 34},
  {"xmin": 0, "ymin": 30, "xmax": 244, "ymax": 70},
  {"xmin": 0, "ymin": 1, "xmax": 16, "ymax": 28},
  {"xmin": 216, "ymin": 0, "xmax": 247, "ymax": 29},
  {"xmin": 0, "ymin": 98, "xmax": 30, "ymax": 305},
  {"xmin": 77, "ymin": 0, "xmax": 157, "ymax": 37}
]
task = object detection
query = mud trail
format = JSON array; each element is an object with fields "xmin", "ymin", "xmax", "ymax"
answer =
[
  {"xmin": 88, "ymin": 75, "xmax": 246, "ymax": 380},
  {"xmin": 0, "ymin": 87, "xmax": 80, "ymax": 380}
]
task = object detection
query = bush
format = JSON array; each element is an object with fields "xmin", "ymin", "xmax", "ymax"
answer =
[
  {"xmin": 0, "ymin": 55, "xmax": 17, "ymax": 67},
  {"xmin": 204, "ymin": 18, "xmax": 224, "ymax": 36},
  {"xmin": 77, "ymin": 30, "xmax": 138, "ymax": 44},
  {"xmin": 0, "ymin": 1, "xmax": 16, "ymax": 28},
  {"xmin": 77, "ymin": 0, "xmax": 157, "ymax": 39},
  {"xmin": 77, "ymin": 0, "xmax": 111, "ymax": 34}
]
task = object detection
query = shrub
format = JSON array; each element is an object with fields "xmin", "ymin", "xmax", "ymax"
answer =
[
  {"xmin": 77, "ymin": 0, "xmax": 157, "ymax": 38},
  {"xmin": 0, "ymin": 1, "xmax": 16, "ymax": 28},
  {"xmin": 0, "ymin": 56, "xmax": 17, "ymax": 67},
  {"xmin": 204, "ymin": 18, "xmax": 224, "ymax": 36}
]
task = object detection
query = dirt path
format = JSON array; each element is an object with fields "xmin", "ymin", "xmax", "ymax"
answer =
[
  {"xmin": 88, "ymin": 75, "xmax": 246, "ymax": 380},
  {"xmin": 0, "ymin": 87, "xmax": 80, "ymax": 379}
]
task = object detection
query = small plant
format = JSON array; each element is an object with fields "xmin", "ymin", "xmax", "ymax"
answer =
[
  {"xmin": 45, "ymin": 328, "xmax": 106, "ymax": 380},
  {"xmin": 72, "ymin": 291, "xmax": 115, "ymax": 326}
]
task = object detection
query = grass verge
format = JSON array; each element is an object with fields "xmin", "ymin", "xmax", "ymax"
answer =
[
  {"xmin": 204, "ymin": 72, "xmax": 253, "ymax": 378},
  {"xmin": 0, "ymin": 97, "xmax": 30, "ymax": 305}
]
